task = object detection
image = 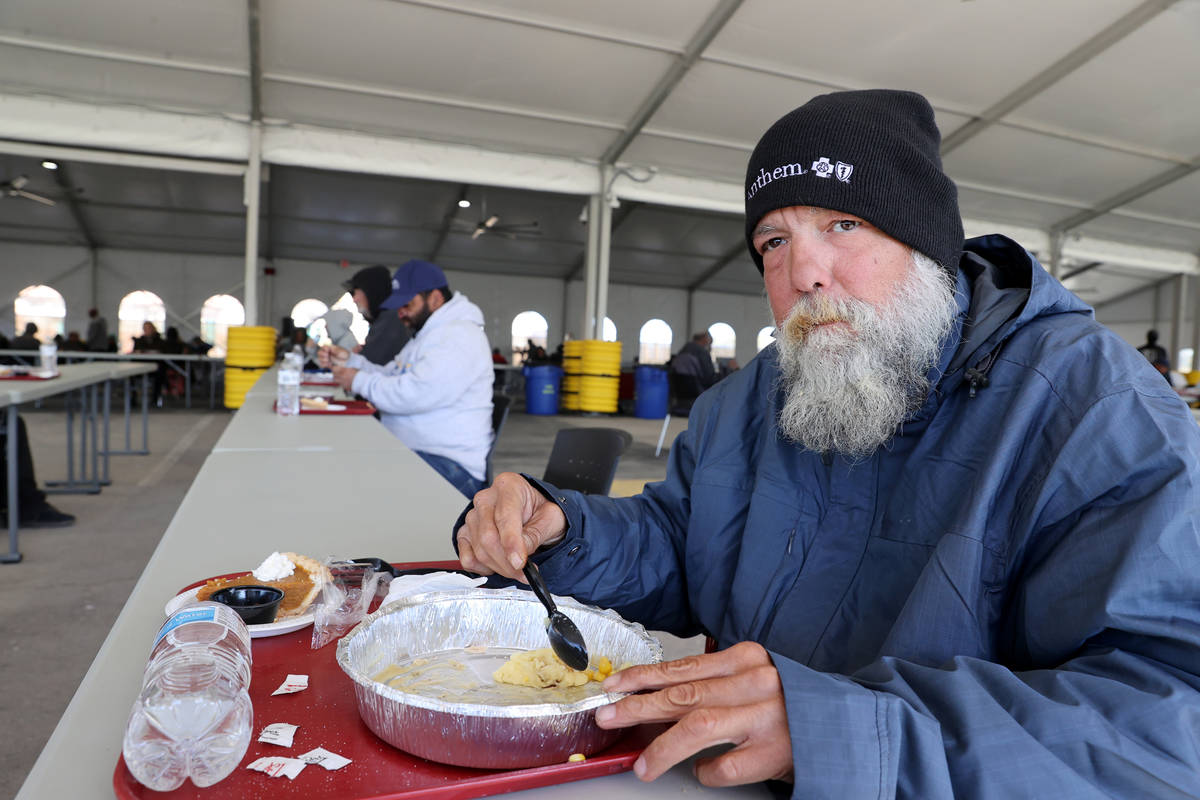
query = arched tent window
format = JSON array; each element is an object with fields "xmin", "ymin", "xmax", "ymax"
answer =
[
  {"xmin": 290, "ymin": 299, "xmax": 328, "ymax": 330},
  {"xmin": 331, "ymin": 292, "xmax": 369, "ymax": 345},
  {"xmin": 638, "ymin": 319, "xmax": 672, "ymax": 365},
  {"xmin": 601, "ymin": 317, "xmax": 617, "ymax": 343},
  {"xmin": 511, "ymin": 310, "xmax": 549, "ymax": 365},
  {"xmin": 756, "ymin": 326, "xmax": 776, "ymax": 353},
  {"xmin": 199, "ymin": 294, "xmax": 245, "ymax": 358},
  {"xmin": 14, "ymin": 284, "xmax": 66, "ymax": 343},
  {"xmin": 1178, "ymin": 347, "xmax": 1194, "ymax": 374},
  {"xmin": 709, "ymin": 322, "xmax": 736, "ymax": 360},
  {"xmin": 118, "ymin": 290, "xmax": 166, "ymax": 353}
]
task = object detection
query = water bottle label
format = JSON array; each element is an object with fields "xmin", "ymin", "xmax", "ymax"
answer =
[{"xmin": 154, "ymin": 605, "xmax": 219, "ymax": 646}]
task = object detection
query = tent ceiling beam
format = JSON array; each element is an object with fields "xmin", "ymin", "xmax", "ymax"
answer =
[
  {"xmin": 689, "ymin": 240, "xmax": 748, "ymax": 292},
  {"xmin": 428, "ymin": 183, "xmax": 470, "ymax": 264},
  {"xmin": 1050, "ymin": 157, "xmax": 1200, "ymax": 235},
  {"xmin": 1059, "ymin": 261, "xmax": 1105, "ymax": 282},
  {"xmin": 600, "ymin": 0, "xmax": 744, "ymax": 166},
  {"xmin": 51, "ymin": 163, "xmax": 97, "ymax": 250},
  {"xmin": 941, "ymin": 0, "xmax": 1178, "ymax": 155}
]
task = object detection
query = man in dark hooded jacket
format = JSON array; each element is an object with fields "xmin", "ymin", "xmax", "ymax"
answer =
[
  {"xmin": 455, "ymin": 90, "xmax": 1200, "ymax": 798},
  {"xmin": 343, "ymin": 264, "xmax": 410, "ymax": 365}
]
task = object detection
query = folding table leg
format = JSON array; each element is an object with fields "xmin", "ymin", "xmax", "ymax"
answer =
[{"xmin": 2, "ymin": 405, "xmax": 22, "ymax": 564}]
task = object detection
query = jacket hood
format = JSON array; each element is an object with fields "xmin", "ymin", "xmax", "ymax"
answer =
[
  {"xmin": 344, "ymin": 265, "xmax": 393, "ymax": 320},
  {"xmin": 937, "ymin": 234, "xmax": 1093, "ymax": 398},
  {"xmin": 418, "ymin": 292, "xmax": 484, "ymax": 339}
]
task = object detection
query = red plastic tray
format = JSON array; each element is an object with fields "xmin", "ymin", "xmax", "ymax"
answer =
[
  {"xmin": 0, "ymin": 372, "xmax": 59, "ymax": 380},
  {"xmin": 272, "ymin": 399, "xmax": 376, "ymax": 415},
  {"xmin": 113, "ymin": 560, "xmax": 658, "ymax": 800}
]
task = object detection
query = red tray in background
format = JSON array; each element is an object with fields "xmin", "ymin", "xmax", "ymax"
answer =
[
  {"xmin": 113, "ymin": 560, "xmax": 658, "ymax": 800},
  {"xmin": 272, "ymin": 399, "xmax": 376, "ymax": 415},
  {"xmin": 0, "ymin": 372, "xmax": 59, "ymax": 380}
]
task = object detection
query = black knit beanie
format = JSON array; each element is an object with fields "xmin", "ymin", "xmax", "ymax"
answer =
[{"xmin": 744, "ymin": 89, "xmax": 963, "ymax": 273}]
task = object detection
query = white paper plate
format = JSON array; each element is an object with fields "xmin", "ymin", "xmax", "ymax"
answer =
[
  {"xmin": 164, "ymin": 588, "xmax": 316, "ymax": 639},
  {"xmin": 324, "ymin": 404, "xmax": 347, "ymax": 411}
]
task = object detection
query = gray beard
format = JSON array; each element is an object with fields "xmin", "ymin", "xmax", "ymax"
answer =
[{"xmin": 775, "ymin": 251, "xmax": 959, "ymax": 459}]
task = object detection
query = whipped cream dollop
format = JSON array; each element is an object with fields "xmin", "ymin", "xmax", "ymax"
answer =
[{"xmin": 252, "ymin": 551, "xmax": 295, "ymax": 582}]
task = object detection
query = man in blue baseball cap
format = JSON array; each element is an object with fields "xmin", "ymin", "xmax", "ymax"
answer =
[{"xmin": 319, "ymin": 259, "xmax": 493, "ymax": 498}]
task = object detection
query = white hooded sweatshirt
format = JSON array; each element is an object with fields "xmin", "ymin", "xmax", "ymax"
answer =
[{"xmin": 347, "ymin": 292, "xmax": 493, "ymax": 480}]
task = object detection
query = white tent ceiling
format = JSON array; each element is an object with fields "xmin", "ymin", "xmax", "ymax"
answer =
[{"xmin": 0, "ymin": 0, "xmax": 1198, "ymax": 305}]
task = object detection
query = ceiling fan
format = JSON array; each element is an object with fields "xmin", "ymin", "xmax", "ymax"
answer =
[
  {"xmin": 452, "ymin": 191, "xmax": 540, "ymax": 240},
  {"xmin": 1, "ymin": 175, "xmax": 57, "ymax": 206}
]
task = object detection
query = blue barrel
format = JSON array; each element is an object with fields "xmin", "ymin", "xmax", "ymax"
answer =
[
  {"xmin": 634, "ymin": 365, "xmax": 669, "ymax": 419},
  {"xmin": 523, "ymin": 365, "xmax": 563, "ymax": 415}
]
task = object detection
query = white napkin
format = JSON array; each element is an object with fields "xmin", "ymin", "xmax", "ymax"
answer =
[{"xmin": 382, "ymin": 571, "xmax": 487, "ymax": 607}]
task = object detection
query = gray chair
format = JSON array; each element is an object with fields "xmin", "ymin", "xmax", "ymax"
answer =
[
  {"xmin": 485, "ymin": 393, "xmax": 512, "ymax": 485},
  {"xmin": 542, "ymin": 427, "xmax": 632, "ymax": 495}
]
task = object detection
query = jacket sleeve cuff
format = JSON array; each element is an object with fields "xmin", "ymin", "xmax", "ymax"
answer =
[
  {"xmin": 449, "ymin": 473, "xmax": 576, "ymax": 555},
  {"xmin": 769, "ymin": 651, "xmax": 895, "ymax": 799}
]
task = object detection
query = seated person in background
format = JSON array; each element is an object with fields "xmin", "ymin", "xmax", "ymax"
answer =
[
  {"xmin": 133, "ymin": 322, "xmax": 167, "ymax": 405},
  {"xmin": 320, "ymin": 260, "xmax": 493, "ymax": 498},
  {"xmin": 132, "ymin": 322, "xmax": 164, "ymax": 353},
  {"xmin": 161, "ymin": 327, "xmax": 184, "ymax": 355},
  {"xmin": 491, "ymin": 347, "xmax": 508, "ymax": 364},
  {"xmin": 1137, "ymin": 328, "xmax": 1169, "ymax": 368},
  {"xmin": 670, "ymin": 332, "xmax": 718, "ymax": 387},
  {"xmin": 86, "ymin": 308, "xmax": 108, "ymax": 352},
  {"xmin": 1, "ymin": 415, "xmax": 75, "ymax": 528},
  {"xmin": 186, "ymin": 335, "xmax": 212, "ymax": 356},
  {"xmin": 343, "ymin": 264, "xmax": 411, "ymax": 365},
  {"xmin": 11, "ymin": 323, "xmax": 39, "ymax": 350},
  {"xmin": 61, "ymin": 331, "xmax": 87, "ymax": 351},
  {"xmin": 455, "ymin": 89, "xmax": 1200, "ymax": 797}
]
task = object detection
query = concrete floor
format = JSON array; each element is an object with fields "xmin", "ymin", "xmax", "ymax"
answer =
[{"xmin": 0, "ymin": 399, "xmax": 691, "ymax": 800}]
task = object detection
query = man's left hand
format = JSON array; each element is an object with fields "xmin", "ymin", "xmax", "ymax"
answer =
[
  {"xmin": 331, "ymin": 365, "xmax": 358, "ymax": 391},
  {"xmin": 596, "ymin": 641, "xmax": 792, "ymax": 787}
]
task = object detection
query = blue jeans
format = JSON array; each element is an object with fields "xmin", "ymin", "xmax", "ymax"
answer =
[{"xmin": 415, "ymin": 451, "xmax": 485, "ymax": 499}]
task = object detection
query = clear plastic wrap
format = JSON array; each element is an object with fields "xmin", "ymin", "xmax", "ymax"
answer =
[{"xmin": 310, "ymin": 560, "xmax": 391, "ymax": 649}]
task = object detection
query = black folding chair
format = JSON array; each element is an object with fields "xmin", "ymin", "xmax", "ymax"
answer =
[
  {"xmin": 542, "ymin": 427, "xmax": 632, "ymax": 496},
  {"xmin": 485, "ymin": 393, "xmax": 512, "ymax": 486}
]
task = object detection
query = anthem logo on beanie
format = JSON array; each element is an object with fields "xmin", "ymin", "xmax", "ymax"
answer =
[{"xmin": 744, "ymin": 89, "xmax": 964, "ymax": 274}]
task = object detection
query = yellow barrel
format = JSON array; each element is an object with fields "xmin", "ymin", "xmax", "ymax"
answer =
[
  {"xmin": 226, "ymin": 326, "xmax": 277, "ymax": 368},
  {"xmin": 223, "ymin": 365, "xmax": 267, "ymax": 409},
  {"xmin": 565, "ymin": 339, "xmax": 621, "ymax": 413},
  {"xmin": 560, "ymin": 340, "xmax": 585, "ymax": 411}
]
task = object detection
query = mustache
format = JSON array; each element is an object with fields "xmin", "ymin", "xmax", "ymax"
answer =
[{"xmin": 780, "ymin": 295, "xmax": 868, "ymax": 341}]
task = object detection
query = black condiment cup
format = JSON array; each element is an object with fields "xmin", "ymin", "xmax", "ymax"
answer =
[{"xmin": 210, "ymin": 585, "xmax": 284, "ymax": 625}]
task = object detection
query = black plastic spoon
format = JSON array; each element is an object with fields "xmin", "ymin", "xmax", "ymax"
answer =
[{"xmin": 522, "ymin": 561, "xmax": 589, "ymax": 671}]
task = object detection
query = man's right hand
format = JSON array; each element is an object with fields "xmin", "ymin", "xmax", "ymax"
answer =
[
  {"xmin": 456, "ymin": 472, "xmax": 567, "ymax": 581},
  {"xmin": 317, "ymin": 345, "xmax": 349, "ymax": 368}
]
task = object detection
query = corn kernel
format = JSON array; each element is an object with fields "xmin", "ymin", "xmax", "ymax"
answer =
[{"xmin": 567, "ymin": 753, "xmax": 586, "ymax": 763}]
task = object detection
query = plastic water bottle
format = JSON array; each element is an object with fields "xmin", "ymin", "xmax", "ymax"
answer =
[
  {"xmin": 122, "ymin": 602, "xmax": 254, "ymax": 791},
  {"xmin": 38, "ymin": 341, "xmax": 57, "ymax": 374},
  {"xmin": 276, "ymin": 358, "xmax": 300, "ymax": 416}
]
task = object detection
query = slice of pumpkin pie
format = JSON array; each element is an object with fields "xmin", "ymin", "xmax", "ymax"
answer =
[{"xmin": 196, "ymin": 552, "xmax": 330, "ymax": 619}]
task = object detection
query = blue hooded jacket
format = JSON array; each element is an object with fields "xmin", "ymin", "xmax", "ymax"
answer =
[{"xmin": 471, "ymin": 235, "xmax": 1200, "ymax": 798}]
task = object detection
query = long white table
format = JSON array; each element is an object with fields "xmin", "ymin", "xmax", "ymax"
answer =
[
  {"xmin": 2, "ymin": 362, "xmax": 156, "ymax": 563},
  {"xmin": 16, "ymin": 368, "xmax": 768, "ymax": 799},
  {"xmin": 0, "ymin": 349, "xmax": 225, "ymax": 410}
]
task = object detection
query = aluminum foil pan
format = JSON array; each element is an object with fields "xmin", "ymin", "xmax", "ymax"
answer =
[{"xmin": 336, "ymin": 587, "xmax": 662, "ymax": 769}]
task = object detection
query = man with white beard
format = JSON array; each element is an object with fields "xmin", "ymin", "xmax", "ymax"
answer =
[{"xmin": 455, "ymin": 90, "xmax": 1200, "ymax": 798}]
